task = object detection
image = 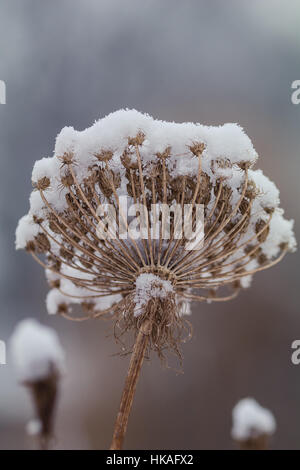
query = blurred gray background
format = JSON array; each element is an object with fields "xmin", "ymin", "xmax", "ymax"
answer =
[{"xmin": 0, "ymin": 0, "xmax": 299, "ymax": 449}]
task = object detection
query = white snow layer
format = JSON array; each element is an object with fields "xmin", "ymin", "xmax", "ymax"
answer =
[
  {"xmin": 231, "ymin": 398, "xmax": 276, "ymax": 440},
  {"xmin": 10, "ymin": 319, "xmax": 65, "ymax": 382},
  {"xmin": 15, "ymin": 214, "xmax": 41, "ymax": 249},
  {"xmin": 45, "ymin": 263, "xmax": 123, "ymax": 316},
  {"xmin": 54, "ymin": 109, "xmax": 258, "ymax": 171}
]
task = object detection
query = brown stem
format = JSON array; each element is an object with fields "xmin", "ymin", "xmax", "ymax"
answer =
[{"xmin": 110, "ymin": 319, "xmax": 152, "ymax": 450}]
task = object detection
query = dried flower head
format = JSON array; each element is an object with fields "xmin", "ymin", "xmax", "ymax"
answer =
[{"xmin": 15, "ymin": 110, "xmax": 296, "ymax": 357}]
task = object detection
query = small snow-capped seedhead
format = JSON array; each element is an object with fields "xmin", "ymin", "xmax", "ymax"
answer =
[
  {"xmin": 15, "ymin": 109, "xmax": 296, "ymax": 357},
  {"xmin": 10, "ymin": 318, "xmax": 64, "ymax": 382},
  {"xmin": 231, "ymin": 398, "xmax": 276, "ymax": 450},
  {"xmin": 10, "ymin": 319, "xmax": 65, "ymax": 445}
]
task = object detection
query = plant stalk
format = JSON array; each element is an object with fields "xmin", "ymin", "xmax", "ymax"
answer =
[{"xmin": 110, "ymin": 319, "xmax": 152, "ymax": 450}]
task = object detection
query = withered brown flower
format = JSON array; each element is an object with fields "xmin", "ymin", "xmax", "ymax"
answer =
[{"xmin": 16, "ymin": 110, "xmax": 296, "ymax": 449}]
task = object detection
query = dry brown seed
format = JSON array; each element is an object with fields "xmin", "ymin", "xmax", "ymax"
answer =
[
  {"xmin": 189, "ymin": 142, "xmax": 206, "ymax": 155},
  {"xmin": 57, "ymin": 303, "xmax": 69, "ymax": 314},
  {"xmin": 58, "ymin": 152, "xmax": 74, "ymax": 168},
  {"xmin": 35, "ymin": 233, "xmax": 51, "ymax": 253},
  {"xmin": 94, "ymin": 149, "xmax": 113, "ymax": 162},
  {"xmin": 33, "ymin": 215, "xmax": 44, "ymax": 224},
  {"xmin": 121, "ymin": 150, "xmax": 139, "ymax": 169},
  {"xmin": 156, "ymin": 146, "xmax": 171, "ymax": 160},
  {"xmin": 60, "ymin": 172, "xmax": 74, "ymax": 187},
  {"xmin": 255, "ymin": 219, "xmax": 270, "ymax": 243},
  {"xmin": 25, "ymin": 240, "xmax": 36, "ymax": 252},
  {"xmin": 49, "ymin": 279, "xmax": 60, "ymax": 288},
  {"xmin": 34, "ymin": 176, "xmax": 50, "ymax": 191},
  {"xmin": 128, "ymin": 131, "xmax": 145, "ymax": 146}
]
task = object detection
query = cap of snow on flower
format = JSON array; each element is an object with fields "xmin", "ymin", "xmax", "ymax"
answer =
[
  {"xmin": 231, "ymin": 398, "xmax": 276, "ymax": 447},
  {"xmin": 10, "ymin": 318, "xmax": 64, "ymax": 382},
  {"xmin": 15, "ymin": 109, "xmax": 296, "ymax": 356}
]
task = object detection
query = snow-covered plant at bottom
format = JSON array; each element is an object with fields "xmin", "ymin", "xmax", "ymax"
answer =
[
  {"xmin": 231, "ymin": 398, "xmax": 276, "ymax": 450},
  {"xmin": 15, "ymin": 109, "xmax": 295, "ymax": 449},
  {"xmin": 10, "ymin": 319, "xmax": 65, "ymax": 449}
]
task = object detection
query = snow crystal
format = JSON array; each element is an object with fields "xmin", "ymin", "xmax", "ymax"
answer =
[
  {"xmin": 231, "ymin": 398, "xmax": 276, "ymax": 440},
  {"xmin": 10, "ymin": 319, "xmax": 65, "ymax": 382}
]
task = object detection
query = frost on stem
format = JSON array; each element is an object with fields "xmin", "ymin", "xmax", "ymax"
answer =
[
  {"xmin": 231, "ymin": 398, "xmax": 276, "ymax": 450},
  {"xmin": 15, "ymin": 109, "xmax": 296, "ymax": 357},
  {"xmin": 10, "ymin": 319, "xmax": 65, "ymax": 448}
]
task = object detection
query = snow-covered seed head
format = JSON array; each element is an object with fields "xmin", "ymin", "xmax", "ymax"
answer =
[
  {"xmin": 231, "ymin": 398, "xmax": 276, "ymax": 450},
  {"xmin": 15, "ymin": 110, "xmax": 296, "ymax": 356},
  {"xmin": 10, "ymin": 319, "xmax": 65, "ymax": 445}
]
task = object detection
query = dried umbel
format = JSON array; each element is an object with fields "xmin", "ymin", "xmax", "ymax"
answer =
[{"xmin": 15, "ymin": 110, "xmax": 296, "ymax": 448}]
